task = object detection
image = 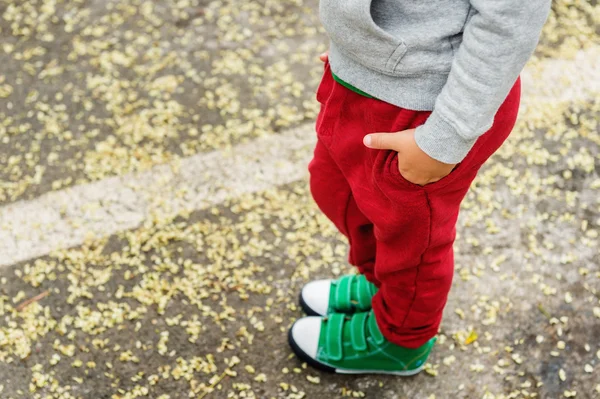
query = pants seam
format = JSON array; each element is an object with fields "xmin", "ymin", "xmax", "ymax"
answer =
[
  {"xmin": 341, "ymin": 191, "xmax": 355, "ymax": 264},
  {"xmin": 399, "ymin": 191, "xmax": 433, "ymax": 328}
]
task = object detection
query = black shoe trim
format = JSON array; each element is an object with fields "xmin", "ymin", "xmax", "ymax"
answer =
[
  {"xmin": 288, "ymin": 322, "xmax": 336, "ymax": 373},
  {"xmin": 298, "ymin": 291, "xmax": 322, "ymax": 317}
]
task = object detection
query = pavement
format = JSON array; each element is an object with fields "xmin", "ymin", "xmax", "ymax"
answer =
[{"xmin": 0, "ymin": 1, "xmax": 599, "ymax": 399}]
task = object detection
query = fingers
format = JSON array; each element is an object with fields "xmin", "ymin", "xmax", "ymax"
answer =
[
  {"xmin": 363, "ymin": 132, "xmax": 401, "ymax": 151},
  {"xmin": 319, "ymin": 51, "xmax": 329, "ymax": 62}
]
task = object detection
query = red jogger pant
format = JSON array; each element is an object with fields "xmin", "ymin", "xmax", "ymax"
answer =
[{"xmin": 309, "ymin": 62, "xmax": 521, "ymax": 348}]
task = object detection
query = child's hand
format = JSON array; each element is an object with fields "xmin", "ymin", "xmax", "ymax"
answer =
[
  {"xmin": 319, "ymin": 52, "xmax": 329, "ymax": 63},
  {"xmin": 363, "ymin": 129, "xmax": 456, "ymax": 186}
]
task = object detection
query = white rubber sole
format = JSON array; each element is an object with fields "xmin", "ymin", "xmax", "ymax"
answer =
[{"xmin": 335, "ymin": 365, "xmax": 425, "ymax": 376}]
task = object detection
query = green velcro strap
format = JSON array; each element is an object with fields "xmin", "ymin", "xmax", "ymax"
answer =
[
  {"xmin": 334, "ymin": 274, "xmax": 354, "ymax": 311},
  {"xmin": 349, "ymin": 312, "xmax": 368, "ymax": 351},
  {"xmin": 325, "ymin": 313, "xmax": 346, "ymax": 361},
  {"xmin": 367, "ymin": 311, "xmax": 386, "ymax": 346},
  {"xmin": 356, "ymin": 275, "xmax": 374, "ymax": 309}
]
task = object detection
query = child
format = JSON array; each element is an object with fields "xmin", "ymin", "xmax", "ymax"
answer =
[{"xmin": 288, "ymin": 0, "xmax": 551, "ymax": 375}]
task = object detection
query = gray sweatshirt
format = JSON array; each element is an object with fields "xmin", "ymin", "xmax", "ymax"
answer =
[{"xmin": 320, "ymin": 0, "xmax": 551, "ymax": 164}]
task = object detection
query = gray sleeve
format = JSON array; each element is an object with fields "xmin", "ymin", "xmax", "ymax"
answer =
[{"xmin": 414, "ymin": 0, "xmax": 551, "ymax": 164}]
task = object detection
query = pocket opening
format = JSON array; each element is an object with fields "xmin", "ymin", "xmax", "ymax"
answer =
[{"xmin": 320, "ymin": 0, "xmax": 408, "ymax": 77}]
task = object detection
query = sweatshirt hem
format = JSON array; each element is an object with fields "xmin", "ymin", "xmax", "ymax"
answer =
[{"xmin": 328, "ymin": 43, "xmax": 450, "ymax": 112}]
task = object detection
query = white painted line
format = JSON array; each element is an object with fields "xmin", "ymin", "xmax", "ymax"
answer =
[
  {"xmin": 0, "ymin": 47, "xmax": 598, "ymax": 267},
  {"xmin": 520, "ymin": 46, "xmax": 600, "ymax": 106},
  {"xmin": 0, "ymin": 124, "xmax": 316, "ymax": 267}
]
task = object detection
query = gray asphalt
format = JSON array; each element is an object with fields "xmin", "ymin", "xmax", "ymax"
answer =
[{"xmin": 0, "ymin": 1, "xmax": 599, "ymax": 398}]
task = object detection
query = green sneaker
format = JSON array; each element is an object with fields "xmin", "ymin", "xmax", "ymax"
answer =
[
  {"xmin": 288, "ymin": 310, "xmax": 435, "ymax": 375},
  {"xmin": 299, "ymin": 273, "xmax": 378, "ymax": 317}
]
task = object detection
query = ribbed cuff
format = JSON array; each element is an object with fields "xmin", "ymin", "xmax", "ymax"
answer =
[{"xmin": 414, "ymin": 111, "xmax": 477, "ymax": 164}]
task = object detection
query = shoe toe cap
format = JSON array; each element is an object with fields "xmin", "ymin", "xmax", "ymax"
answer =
[
  {"xmin": 301, "ymin": 279, "xmax": 332, "ymax": 316},
  {"xmin": 290, "ymin": 317, "xmax": 322, "ymax": 359}
]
